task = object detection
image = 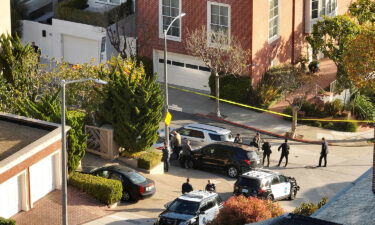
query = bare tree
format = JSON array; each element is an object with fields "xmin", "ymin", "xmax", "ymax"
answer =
[{"xmin": 186, "ymin": 26, "xmax": 251, "ymax": 117}]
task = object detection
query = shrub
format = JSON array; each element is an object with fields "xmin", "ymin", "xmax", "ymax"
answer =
[
  {"xmin": 56, "ymin": 5, "xmax": 108, "ymax": 27},
  {"xmin": 207, "ymin": 196, "xmax": 284, "ymax": 225},
  {"xmin": 136, "ymin": 56, "xmax": 154, "ymax": 78},
  {"xmin": 138, "ymin": 149, "xmax": 162, "ymax": 170},
  {"xmin": 350, "ymin": 94, "xmax": 375, "ymax": 121},
  {"xmin": 313, "ymin": 121, "xmax": 322, "ymax": 128},
  {"xmin": 323, "ymin": 122, "xmax": 334, "ymax": 129},
  {"xmin": 209, "ymin": 73, "xmax": 251, "ymax": 104},
  {"xmin": 282, "ymin": 106, "xmax": 293, "ymax": 121},
  {"xmin": 332, "ymin": 121, "xmax": 358, "ymax": 132},
  {"xmin": 60, "ymin": 0, "xmax": 88, "ymax": 9},
  {"xmin": 293, "ymin": 197, "xmax": 328, "ymax": 216},
  {"xmin": 69, "ymin": 172, "xmax": 122, "ymax": 205},
  {"xmin": 0, "ymin": 217, "xmax": 16, "ymax": 225},
  {"xmin": 324, "ymin": 99, "xmax": 343, "ymax": 117}
]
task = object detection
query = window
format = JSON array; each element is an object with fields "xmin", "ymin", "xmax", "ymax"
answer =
[
  {"xmin": 186, "ymin": 64, "xmax": 198, "ymax": 70},
  {"xmin": 279, "ymin": 175, "xmax": 287, "ymax": 183},
  {"xmin": 124, "ymin": 172, "xmax": 147, "ymax": 184},
  {"xmin": 271, "ymin": 176, "xmax": 280, "ymax": 185},
  {"xmin": 177, "ymin": 128, "xmax": 191, "ymax": 136},
  {"xmin": 269, "ymin": 0, "xmax": 279, "ymax": 41},
  {"xmin": 160, "ymin": 0, "xmax": 181, "ymax": 40},
  {"xmin": 311, "ymin": 0, "xmax": 319, "ymax": 19},
  {"xmin": 200, "ymin": 200, "xmax": 215, "ymax": 212},
  {"xmin": 320, "ymin": 0, "xmax": 326, "ymax": 17},
  {"xmin": 208, "ymin": 133, "xmax": 221, "ymax": 141},
  {"xmin": 172, "ymin": 61, "xmax": 184, "ymax": 67},
  {"xmin": 95, "ymin": 170, "xmax": 109, "ymax": 178},
  {"xmin": 208, "ymin": 2, "xmax": 230, "ymax": 44},
  {"xmin": 109, "ymin": 172, "xmax": 122, "ymax": 181},
  {"xmin": 199, "ymin": 66, "xmax": 211, "ymax": 72},
  {"xmin": 189, "ymin": 130, "xmax": 204, "ymax": 139},
  {"xmin": 327, "ymin": 0, "xmax": 332, "ymax": 14}
]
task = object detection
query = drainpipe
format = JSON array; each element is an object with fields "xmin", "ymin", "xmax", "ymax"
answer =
[{"xmin": 291, "ymin": 0, "xmax": 296, "ymax": 64}]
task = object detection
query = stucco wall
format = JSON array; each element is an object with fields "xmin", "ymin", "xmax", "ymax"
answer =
[{"xmin": 0, "ymin": 0, "xmax": 11, "ymax": 35}]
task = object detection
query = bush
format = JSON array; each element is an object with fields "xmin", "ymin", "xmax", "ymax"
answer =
[
  {"xmin": 56, "ymin": 6, "xmax": 108, "ymax": 27},
  {"xmin": 350, "ymin": 94, "xmax": 375, "ymax": 121},
  {"xmin": 332, "ymin": 121, "xmax": 358, "ymax": 132},
  {"xmin": 324, "ymin": 99, "xmax": 343, "ymax": 117},
  {"xmin": 313, "ymin": 121, "xmax": 322, "ymax": 128},
  {"xmin": 293, "ymin": 197, "xmax": 328, "ymax": 216},
  {"xmin": 282, "ymin": 106, "xmax": 292, "ymax": 121},
  {"xmin": 207, "ymin": 195, "xmax": 284, "ymax": 225},
  {"xmin": 323, "ymin": 122, "xmax": 334, "ymax": 129},
  {"xmin": 0, "ymin": 217, "xmax": 16, "ymax": 225},
  {"xmin": 138, "ymin": 149, "xmax": 162, "ymax": 170},
  {"xmin": 209, "ymin": 73, "xmax": 251, "ymax": 104},
  {"xmin": 136, "ymin": 56, "xmax": 154, "ymax": 78},
  {"xmin": 60, "ymin": 0, "xmax": 88, "ymax": 9},
  {"xmin": 69, "ymin": 172, "xmax": 122, "ymax": 205}
]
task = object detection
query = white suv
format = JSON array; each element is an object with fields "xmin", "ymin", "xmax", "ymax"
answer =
[
  {"xmin": 175, "ymin": 123, "xmax": 234, "ymax": 146},
  {"xmin": 155, "ymin": 191, "xmax": 222, "ymax": 225}
]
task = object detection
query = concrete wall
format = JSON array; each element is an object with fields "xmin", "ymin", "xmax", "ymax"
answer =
[
  {"xmin": 0, "ymin": 0, "xmax": 11, "ymax": 35},
  {"xmin": 22, "ymin": 20, "xmax": 54, "ymax": 58}
]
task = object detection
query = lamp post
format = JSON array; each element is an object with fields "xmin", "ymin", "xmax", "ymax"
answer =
[
  {"xmin": 60, "ymin": 78, "xmax": 107, "ymax": 225},
  {"xmin": 163, "ymin": 12, "xmax": 186, "ymax": 148}
]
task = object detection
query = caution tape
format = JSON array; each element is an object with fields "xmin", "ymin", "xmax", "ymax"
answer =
[{"xmin": 169, "ymin": 85, "xmax": 375, "ymax": 123}]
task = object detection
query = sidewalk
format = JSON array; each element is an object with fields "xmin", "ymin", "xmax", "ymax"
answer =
[{"xmin": 168, "ymin": 85, "xmax": 373, "ymax": 147}]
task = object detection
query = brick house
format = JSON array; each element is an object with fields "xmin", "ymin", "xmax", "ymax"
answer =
[{"xmin": 136, "ymin": 0, "xmax": 354, "ymax": 91}]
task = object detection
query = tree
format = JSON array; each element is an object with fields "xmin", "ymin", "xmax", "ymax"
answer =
[
  {"xmin": 349, "ymin": 0, "xmax": 375, "ymax": 25},
  {"xmin": 293, "ymin": 197, "xmax": 328, "ymax": 216},
  {"xmin": 96, "ymin": 57, "xmax": 164, "ymax": 153},
  {"xmin": 343, "ymin": 28, "xmax": 375, "ymax": 90},
  {"xmin": 208, "ymin": 196, "xmax": 284, "ymax": 225},
  {"xmin": 306, "ymin": 15, "xmax": 361, "ymax": 89},
  {"xmin": 186, "ymin": 26, "xmax": 251, "ymax": 117}
]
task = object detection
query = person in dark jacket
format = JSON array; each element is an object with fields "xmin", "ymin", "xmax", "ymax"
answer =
[
  {"xmin": 205, "ymin": 180, "xmax": 216, "ymax": 192},
  {"xmin": 277, "ymin": 139, "xmax": 290, "ymax": 167},
  {"xmin": 318, "ymin": 137, "xmax": 328, "ymax": 167},
  {"xmin": 182, "ymin": 178, "xmax": 193, "ymax": 194},
  {"xmin": 162, "ymin": 141, "xmax": 170, "ymax": 172},
  {"xmin": 234, "ymin": 133, "xmax": 243, "ymax": 144},
  {"xmin": 262, "ymin": 141, "xmax": 272, "ymax": 167}
]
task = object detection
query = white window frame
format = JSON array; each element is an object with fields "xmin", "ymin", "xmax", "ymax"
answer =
[
  {"xmin": 268, "ymin": 0, "xmax": 280, "ymax": 43},
  {"xmin": 207, "ymin": 1, "xmax": 231, "ymax": 45},
  {"xmin": 96, "ymin": 0, "xmax": 125, "ymax": 6},
  {"xmin": 311, "ymin": 0, "xmax": 337, "ymax": 20},
  {"xmin": 159, "ymin": 0, "xmax": 182, "ymax": 42}
]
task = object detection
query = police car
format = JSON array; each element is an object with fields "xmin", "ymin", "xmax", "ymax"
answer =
[
  {"xmin": 233, "ymin": 169, "xmax": 300, "ymax": 201},
  {"xmin": 155, "ymin": 191, "xmax": 223, "ymax": 225}
]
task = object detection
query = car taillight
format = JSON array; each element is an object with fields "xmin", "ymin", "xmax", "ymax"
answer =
[
  {"xmin": 258, "ymin": 188, "xmax": 265, "ymax": 194},
  {"xmin": 243, "ymin": 160, "xmax": 251, "ymax": 165},
  {"xmin": 139, "ymin": 186, "xmax": 145, "ymax": 194},
  {"xmin": 156, "ymin": 147, "xmax": 163, "ymax": 150}
]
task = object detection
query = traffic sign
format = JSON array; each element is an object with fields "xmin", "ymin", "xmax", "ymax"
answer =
[{"xmin": 164, "ymin": 112, "xmax": 172, "ymax": 126}]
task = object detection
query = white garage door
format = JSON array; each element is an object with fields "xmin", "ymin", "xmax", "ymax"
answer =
[
  {"xmin": 30, "ymin": 154, "xmax": 56, "ymax": 204},
  {"xmin": 63, "ymin": 35, "xmax": 100, "ymax": 65},
  {"xmin": 0, "ymin": 175, "xmax": 22, "ymax": 218},
  {"xmin": 156, "ymin": 52, "xmax": 211, "ymax": 91}
]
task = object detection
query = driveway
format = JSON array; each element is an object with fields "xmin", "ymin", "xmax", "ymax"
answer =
[{"xmin": 12, "ymin": 186, "xmax": 113, "ymax": 225}]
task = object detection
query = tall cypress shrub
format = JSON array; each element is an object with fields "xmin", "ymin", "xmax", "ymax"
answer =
[{"xmin": 96, "ymin": 57, "xmax": 163, "ymax": 153}]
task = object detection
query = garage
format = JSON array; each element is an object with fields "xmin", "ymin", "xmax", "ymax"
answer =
[
  {"xmin": 63, "ymin": 34, "xmax": 100, "ymax": 65},
  {"xmin": 0, "ymin": 175, "xmax": 22, "ymax": 218},
  {"xmin": 30, "ymin": 153, "xmax": 56, "ymax": 204},
  {"xmin": 155, "ymin": 51, "xmax": 211, "ymax": 91}
]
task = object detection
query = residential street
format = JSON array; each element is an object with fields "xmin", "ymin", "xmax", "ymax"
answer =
[{"xmin": 82, "ymin": 111, "xmax": 373, "ymax": 225}]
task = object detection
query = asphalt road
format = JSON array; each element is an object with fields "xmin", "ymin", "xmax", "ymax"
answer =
[{"xmin": 83, "ymin": 110, "xmax": 373, "ymax": 225}]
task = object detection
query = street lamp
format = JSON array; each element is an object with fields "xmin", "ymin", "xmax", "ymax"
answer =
[
  {"xmin": 60, "ymin": 78, "xmax": 107, "ymax": 225},
  {"xmin": 163, "ymin": 12, "xmax": 186, "ymax": 148}
]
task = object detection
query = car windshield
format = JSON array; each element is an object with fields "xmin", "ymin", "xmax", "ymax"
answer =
[
  {"xmin": 125, "ymin": 172, "xmax": 147, "ymax": 184},
  {"xmin": 247, "ymin": 151, "xmax": 259, "ymax": 160},
  {"xmin": 237, "ymin": 177, "xmax": 261, "ymax": 188},
  {"xmin": 167, "ymin": 199, "xmax": 200, "ymax": 215}
]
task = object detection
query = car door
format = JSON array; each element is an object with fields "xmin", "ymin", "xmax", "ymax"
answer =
[
  {"xmin": 278, "ymin": 175, "xmax": 291, "ymax": 199},
  {"xmin": 210, "ymin": 146, "xmax": 230, "ymax": 169},
  {"xmin": 198, "ymin": 199, "xmax": 218, "ymax": 225},
  {"xmin": 199, "ymin": 145, "xmax": 216, "ymax": 168},
  {"xmin": 270, "ymin": 176, "xmax": 283, "ymax": 199}
]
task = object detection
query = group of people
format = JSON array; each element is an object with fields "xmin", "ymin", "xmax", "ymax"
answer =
[
  {"xmin": 182, "ymin": 178, "xmax": 216, "ymax": 194},
  {"xmin": 234, "ymin": 133, "xmax": 329, "ymax": 168}
]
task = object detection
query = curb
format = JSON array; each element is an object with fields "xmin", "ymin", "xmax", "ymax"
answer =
[{"xmin": 196, "ymin": 113, "xmax": 373, "ymax": 147}]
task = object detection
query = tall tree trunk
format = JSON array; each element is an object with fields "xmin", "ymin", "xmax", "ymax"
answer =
[
  {"xmin": 215, "ymin": 72, "xmax": 221, "ymax": 117},
  {"xmin": 291, "ymin": 105, "xmax": 298, "ymax": 138}
]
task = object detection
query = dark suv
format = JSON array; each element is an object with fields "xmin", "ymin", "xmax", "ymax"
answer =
[
  {"xmin": 190, "ymin": 142, "xmax": 262, "ymax": 178},
  {"xmin": 233, "ymin": 169, "xmax": 300, "ymax": 201}
]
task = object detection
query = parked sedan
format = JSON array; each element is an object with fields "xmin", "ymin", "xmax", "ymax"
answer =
[{"xmin": 88, "ymin": 165, "xmax": 156, "ymax": 202}]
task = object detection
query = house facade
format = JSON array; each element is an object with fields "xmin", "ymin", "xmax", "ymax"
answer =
[
  {"xmin": 136, "ymin": 0, "xmax": 354, "ymax": 91},
  {"xmin": 0, "ymin": 0, "xmax": 11, "ymax": 35},
  {"xmin": 0, "ymin": 113, "xmax": 63, "ymax": 218}
]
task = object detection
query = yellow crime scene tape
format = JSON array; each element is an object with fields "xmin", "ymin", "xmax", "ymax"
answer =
[{"xmin": 169, "ymin": 86, "xmax": 375, "ymax": 123}]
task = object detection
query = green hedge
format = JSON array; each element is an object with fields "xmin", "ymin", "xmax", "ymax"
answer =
[
  {"xmin": 0, "ymin": 217, "xmax": 16, "ymax": 225},
  {"xmin": 56, "ymin": 6, "xmax": 108, "ymax": 27},
  {"xmin": 138, "ymin": 149, "xmax": 162, "ymax": 170},
  {"xmin": 69, "ymin": 172, "xmax": 122, "ymax": 205}
]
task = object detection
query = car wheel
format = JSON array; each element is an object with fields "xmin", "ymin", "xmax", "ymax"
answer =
[
  {"xmin": 227, "ymin": 166, "xmax": 239, "ymax": 178},
  {"xmin": 122, "ymin": 191, "xmax": 131, "ymax": 202},
  {"xmin": 266, "ymin": 194, "xmax": 274, "ymax": 201},
  {"xmin": 289, "ymin": 187, "xmax": 297, "ymax": 200}
]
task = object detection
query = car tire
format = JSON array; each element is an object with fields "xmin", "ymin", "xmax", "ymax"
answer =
[
  {"xmin": 266, "ymin": 194, "xmax": 274, "ymax": 201},
  {"xmin": 227, "ymin": 166, "xmax": 239, "ymax": 178},
  {"xmin": 122, "ymin": 191, "xmax": 131, "ymax": 202},
  {"xmin": 289, "ymin": 187, "xmax": 297, "ymax": 200}
]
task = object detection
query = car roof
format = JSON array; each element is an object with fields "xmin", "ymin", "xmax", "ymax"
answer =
[
  {"xmin": 96, "ymin": 165, "xmax": 135, "ymax": 174},
  {"xmin": 178, "ymin": 190, "xmax": 217, "ymax": 202},
  {"xmin": 208, "ymin": 142, "xmax": 258, "ymax": 151},
  {"xmin": 184, "ymin": 123, "xmax": 231, "ymax": 135},
  {"xmin": 241, "ymin": 169, "xmax": 280, "ymax": 180}
]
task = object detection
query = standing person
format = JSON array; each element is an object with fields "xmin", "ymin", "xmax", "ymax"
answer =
[
  {"xmin": 31, "ymin": 41, "xmax": 39, "ymax": 53},
  {"xmin": 180, "ymin": 139, "xmax": 193, "ymax": 168},
  {"xmin": 171, "ymin": 130, "xmax": 182, "ymax": 158},
  {"xmin": 182, "ymin": 178, "xmax": 193, "ymax": 194},
  {"xmin": 234, "ymin": 133, "xmax": 243, "ymax": 144},
  {"xmin": 318, "ymin": 137, "xmax": 328, "ymax": 167},
  {"xmin": 277, "ymin": 139, "xmax": 290, "ymax": 167},
  {"xmin": 205, "ymin": 180, "xmax": 216, "ymax": 192},
  {"xmin": 262, "ymin": 140, "xmax": 272, "ymax": 167},
  {"xmin": 252, "ymin": 132, "xmax": 262, "ymax": 150},
  {"xmin": 162, "ymin": 141, "xmax": 171, "ymax": 172}
]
